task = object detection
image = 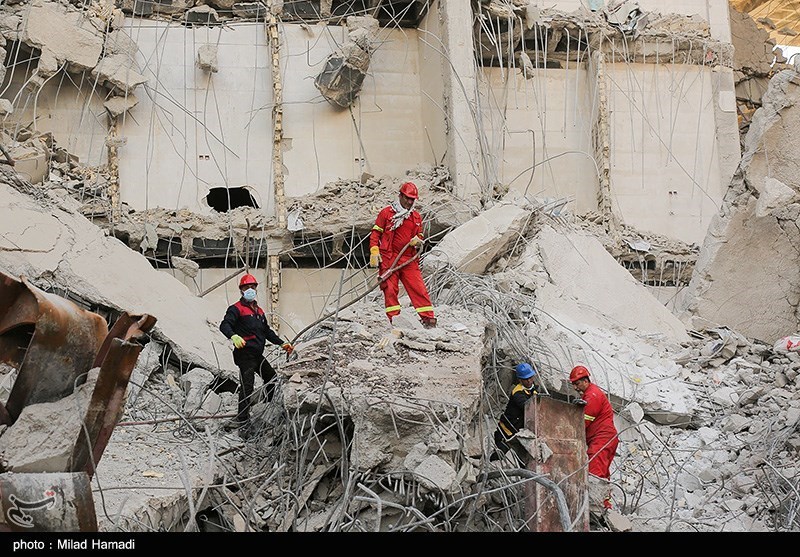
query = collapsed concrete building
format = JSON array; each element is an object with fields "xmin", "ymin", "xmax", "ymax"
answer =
[{"xmin": 0, "ymin": 0, "xmax": 799, "ymax": 533}]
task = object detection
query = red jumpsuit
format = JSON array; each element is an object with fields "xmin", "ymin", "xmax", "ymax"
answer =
[
  {"xmin": 582, "ymin": 382, "xmax": 619, "ymax": 480},
  {"xmin": 370, "ymin": 205, "xmax": 434, "ymax": 321}
]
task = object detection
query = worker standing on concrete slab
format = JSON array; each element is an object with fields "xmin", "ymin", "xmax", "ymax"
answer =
[
  {"xmin": 570, "ymin": 364, "xmax": 619, "ymax": 506},
  {"xmin": 490, "ymin": 363, "xmax": 537, "ymax": 461},
  {"xmin": 219, "ymin": 273, "xmax": 294, "ymax": 438},
  {"xmin": 369, "ymin": 181, "xmax": 436, "ymax": 328}
]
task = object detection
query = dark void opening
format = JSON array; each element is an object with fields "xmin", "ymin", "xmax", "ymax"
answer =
[{"xmin": 206, "ymin": 187, "xmax": 259, "ymax": 212}]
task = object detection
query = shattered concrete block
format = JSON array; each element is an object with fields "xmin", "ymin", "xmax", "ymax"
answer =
[
  {"xmin": 180, "ymin": 368, "xmax": 215, "ymax": 414},
  {"xmin": 605, "ymin": 509, "xmax": 633, "ymax": 532},
  {"xmin": 20, "ymin": 2, "xmax": 104, "ymax": 72},
  {"xmin": 786, "ymin": 407, "xmax": 800, "ymax": 428},
  {"xmin": 197, "ymin": 44, "xmax": 219, "ymax": 73},
  {"xmin": 103, "ymin": 29, "xmax": 139, "ymax": 57},
  {"xmin": 207, "ymin": 0, "xmax": 237, "ymax": 10},
  {"xmin": 0, "ymin": 99, "xmax": 13, "ymax": 116},
  {"xmin": 92, "ymin": 54, "xmax": 148, "ymax": 94},
  {"xmin": 413, "ymin": 454, "xmax": 456, "ymax": 492},
  {"xmin": 710, "ymin": 387, "xmax": 739, "ymax": 408},
  {"xmin": 0, "ymin": 369, "xmax": 98, "ymax": 472},
  {"xmin": 722, "ymin": 414, "xmax": 751, "ymax": 433},
  {"xmin": 681, "ymin": 71, "xmax": 800, "ymax": 344},
  {"xmin": 104, "ymin": 94, "xmax": 139, "ymax": 118},
  {"xmin": 423, "ymin": 201, "xmax": 532, "ymax": 275},
  {"xmin": 128, "ymin": 340, "xmax": 163, "ymax": 406},
  {"xmin": 170, "ymin": 256, "xmax": 199, "ymax": 278},
  {"xmin": 755, "ymin": 177, "xmax": 799, "ymax": 218}
]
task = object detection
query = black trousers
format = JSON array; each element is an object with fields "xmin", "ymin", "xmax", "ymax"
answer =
[{"xmin": 233, "ymin": 348, "xmax": 277, "ymax": 426}]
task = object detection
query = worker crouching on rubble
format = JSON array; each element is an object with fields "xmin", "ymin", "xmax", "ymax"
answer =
[
  {"xmin": 369, "ymin": 181, "xmax": 436, "ymax": 328},
  {"xmin": 219, "ymin": 273, "xmax": 294, "ymax": 439},
  {"xmin": 570, "ymin": 364, "xmax": 619, "ymax": 509},
  {"xmin": 490, "ymin": 363, "xmax": 537, "ymax": 462}
]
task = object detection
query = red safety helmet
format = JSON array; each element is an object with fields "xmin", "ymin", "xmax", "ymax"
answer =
[
  {"xmin": 239, "ymin": 273, "xmax": 258, "ymax": 288},
  {"xmin": 399, "ymin": 181, "xmax": 418, "ymax": 200},
  {"xmin": 569, "ymin": 365, "xmax": 590, "ymax": 383}
]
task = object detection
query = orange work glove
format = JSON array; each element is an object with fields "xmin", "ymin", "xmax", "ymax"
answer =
[{"xmin": 281, "ymin": 342, "xmax": 294, "ymax": 355}]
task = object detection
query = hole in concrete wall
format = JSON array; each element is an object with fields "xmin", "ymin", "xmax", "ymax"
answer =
[{"xmin": 206, "ymin": 187, "xmax": 259, "ymax": 212}]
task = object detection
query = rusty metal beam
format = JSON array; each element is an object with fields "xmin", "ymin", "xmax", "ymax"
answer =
[
  {"xmin": 1, "ymin": 272, "xmax": 108, "ymax": 422},
  {"xmin": 72, "ymin": 313, "xmax": 156, "ymax": 477},
  {"xmin": 524, "ymin": 396, "xmax": 589, "ymax": 532}
]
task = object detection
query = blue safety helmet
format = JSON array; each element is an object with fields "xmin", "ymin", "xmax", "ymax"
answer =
[{"xmin": 515, "ymin": 363, "xmax": 536, "ymax": 380}]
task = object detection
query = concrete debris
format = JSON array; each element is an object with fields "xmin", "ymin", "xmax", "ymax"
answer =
[
  {"xmin": 92, "ymin": 54, "xmax": 148, "ymax": 95},
  {"xmin": 0, "ymin": 0, "xmax": 798, "ymax": 535},
  {"xmin": 314, "ymin": 16, "xmax": 379, "ymax": 109},
  {"xmin": 604, "ymin": 1, "xmax": 648, "ymax": 37},
  {"xmin": 422, "ymin": 198, "xmax": 535, "ymax": 275},
  {"xmin": 103, "ymin": 94, "xmax": 139, "ymax": 118},
  {"xmin": 0, "ymin": 171, "xmax": 235, "ymax": 375},
  {"xmin": 681, "ymin": 69, "xmax": 800, "ymax": 345},
  {"xmin": 0, "ymin": 368, "xmax": 98, "ymax": 472},
  {"xmin": 197, "ymin": 44, "xmax": 219, "ymax": 73},
  {"xmin": 170, "ymin": 256, "xmax": 200, "ymax": 278},
  {"xmin": 20, "ymin": 1, "xmax": 103, "ymax": 73},
  {"xmin": 286, "ymin": 165, "xmax": 468, "ymax": 238}
]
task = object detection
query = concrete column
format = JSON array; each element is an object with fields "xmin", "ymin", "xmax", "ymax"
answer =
[
  {"xmin": 439, "ymin": 0, "xmax": 483, "ymax": 209},
  {"xmin": 267, "ymin": 0, "xmax": 284, "ymax": 330},
  {"xmin": 588, "ymin": 50, "xmax": 617, "ymax": 236}
]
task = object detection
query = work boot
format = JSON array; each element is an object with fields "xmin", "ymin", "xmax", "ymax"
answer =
[{"xmin": 421, "ymin": 317, "xmax": 437, "ymax": 329}]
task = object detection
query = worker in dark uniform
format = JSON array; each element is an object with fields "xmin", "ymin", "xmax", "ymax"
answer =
[
  {"xmin": 490, "ymin": 363, "xmax": 537, "ymax": 461},
  {"xmin": 219, "ymin": 273, "xmax": 294, "ymax": 438}
]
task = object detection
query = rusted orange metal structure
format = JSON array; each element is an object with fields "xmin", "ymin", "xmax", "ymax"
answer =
[
  {"xmin": 524, "ymin": 396, "xmax": 590, "ymax": 532},
  {"xmin": 0, "ymin": 271, "xmax": 156, "ymax": 531}
]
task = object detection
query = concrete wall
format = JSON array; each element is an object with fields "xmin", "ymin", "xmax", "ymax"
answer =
[
  {"xmin": 607, "ymin": 63, "xmax": 727, "ymax": 243},
  {"xmin": 418, "ymin": 2, "xmax": 448, "ymax": 165},
  {"xmin": 479, "ymin": 67, "xmax": 596, "ymax": 212},
  {"xmin": 552, "ymin": 0, "xmax": 731, "ymax": 42},
  {"xmin": 120, "ymin": 20, "xmax": 272, "ymax": 213},
  {"xmin": 1, "ymin": 65, "xmax": 109, "ymax": 170},
  {"xmin": 282, "ymin": 24, "xmax": 432, "ymax": 199},
  {"xmin": 119, "ymin": 20, "xmax": 433, "ymax": 212},
  {"xmin": 276, "ymin": 267, "xmax": 373, "ymax": 337}
]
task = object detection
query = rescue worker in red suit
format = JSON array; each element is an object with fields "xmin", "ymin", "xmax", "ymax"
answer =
[
  {"xmin": 571, "ymin": 364, "xmax": 618, "ymax": 508},
  {"xmin": 369, "ymin": 182, "xmax": 436, "ymax": 328},
  {"xmin": 220, "ymin": 273, "xmax": 294, "ymax": 438}
]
